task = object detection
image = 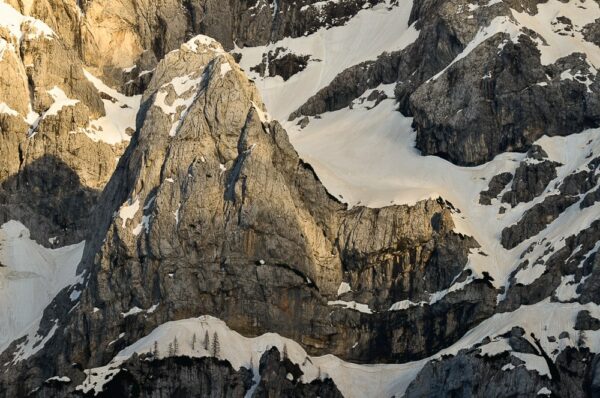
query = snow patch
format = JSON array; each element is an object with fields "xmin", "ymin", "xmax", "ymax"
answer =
[
  {"xmin": 83, "ymin": 69, "xmax": 141, "ymax": 145},
  {"xmin": 220, "ymin": 61, "xmax": 232, "ymax": 77},
  {"xmin": 538, "ymin": 387, "xmax": 552, "ymax": 396},
  {"xmin": 118, "ymin": 198, "xmax": 140, "ymax": 229},
  {"xmin": 327, "ymin": 300, "xmax": 372, "ymax": 314},
  {"xmin": 45, "ymin": 376, "xmax": 71, "ymax": 383},
  {"xmin": 153, "ymin": 72, "xmax": 206, "ymax": 137},
  {"xmin": 44, "ymin": 87, "xmax": 79, "ymax": 117},
  {"xmin": 121, "ymin": 307, "xmax": 143, "ymax": 317},
  {"xmin": 389, "ymin": 300, "xmax": 426, "ymax": 311},
  {"xmin": 0, "ymin": 2, "xmax": 54, "ymax": 42},
  {"xmin": 337, "ymin": 282, "xmax": 351, "ymax": 296},
  {"xmin": 183, "ymin": 35, "xmax": 223, "ymax": 54},
  {"xmin": 0, "ymin": 221, "xmax": 84, "ymax": 357},
  {"xmin": 0, "ymin": 102, "xmax": 19, "ymax": 117}
]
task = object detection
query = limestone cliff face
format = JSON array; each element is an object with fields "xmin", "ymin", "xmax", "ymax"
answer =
[
  {"xmin": 0, "ymin": 3, "xmax": 128, "ymax": 244},
  {"xmin": 6, "ymin": 0, "xmax": 388, "ymax": 84}
]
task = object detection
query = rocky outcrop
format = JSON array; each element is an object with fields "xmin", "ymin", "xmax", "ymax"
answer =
[
  {"xmin": 32, "ymin": 347, "xmax": 342, "ymax": 398},
  {"xmin": 289, "ymin": 51, "xmax": 403, "ymax": 119},
  {"xmin": 499, "ymin": 220, "xmax": 600, "ymax": 312},
  {"xmin": 254, "ymin": 347, "xmax": 342, "ymax": 398},
  {"xmin": 501, "ymin": 152, "xmax": 600, "ymax": 250},
  {"xmin": 479, "ymin": 172, "xmax": 513, "ymax": 205},
  {"xmin": 501, "ymin": 160, "xmax": 560, "ymax": 207},
  {"xmin": 34, "ymin": 355, "xmax": 253, "ymax": 398},
  {"xmin": 575, "ymin": 310, "xmax": 600, "ymax": 331},
  {"xmin": 501, "ymin": 195, "xmax": 579, "ymax": 250},
  {"xmin": 409, "ymin": 0, "xmax": 600, "ymax": 166},
  {"xmin": 250, "ymin": 47, "xmax": 311, "ymax": 81},
  {"xmin": 405, "ymin": 343, "xmax": 597, "ymax": 398},
  {"xmin": 412, "ymin": 38, "xmax": 600, "ymax": 165},
  {"xmin": 337, "ymin": 204, "xmax": 478, "ymax": 307}
]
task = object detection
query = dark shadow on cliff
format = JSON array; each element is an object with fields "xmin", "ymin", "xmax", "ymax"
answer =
[{"xmin": 0, "ymin": 155, "xmax": 101, "ymax": 246}]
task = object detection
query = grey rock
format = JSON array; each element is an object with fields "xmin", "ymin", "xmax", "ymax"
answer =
[
  {"xmin": 412, "ymin": 37, "xmax": 600, "ymax": 165},
  {"xmin": 583, "ymin": 18, "xmax": 600, "ymax": 47},
  {"xmin": 501, "ymin": 160, "xmax": 560, "ymax": 207},
  {"xmin": 253, "ymin": 347, "xmax": 342, "ymax": 398},
  {"xmin": 500, "ymin": 220, "xmax": 600, "ymax": 311},
  {"xmin": 501, "ymin": 195, "xmax": 579, "ymax": 250},
  {"xmin": 575, "ymin": 310, "xmax": 600, "ymax": 331},
  {"xmin": 0, "ymin": 36, "xmax": 487, "ymax": 396},
  {"xmin": 581, "ymin": 186, "xmax": 600, "ymax": 209},
  {"xmin": 36, "ymin": 355, "xmax": 254, "ymax": 398},
  {"xmin": 289, "ymin": 51, "xmax": 403, "ymax": 119},
  {"xmin": 250, "ymin": 47, "xmax": 311, "ymax": 81},
  {"xmin": 405, "ymin": 345, "xmax": 597, "ymax": 398},
  {"xmin": 479, "ymin": 172, "xmax": 513, "ymax": 205}
]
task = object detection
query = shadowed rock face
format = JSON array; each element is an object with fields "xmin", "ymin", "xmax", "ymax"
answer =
[
  {"xmin": 254, "ymin": 347, "xmax": 343, "ymax": 398},
  {"xmin": 0, "ymin": 110, "xmax": 120, "ymax": 244},
  {"xmin": 250, "ymin": 48, "xmax": 311, "ymax": 81},
  {"xmin": 33, "ymin": 347, "xmax": 341, "ymax": 398},
  {"xmin": 411, "ymin": 40, "xmax": 600, "ymax": 166},
  {"xmin": 36, "ymin": 356, "xmax": 254, "ymax": 398},
  {"xmin": 0, "ymin": 155, "xmax": 100, "ymax": 245},
  {"xmin": 407, "ymin": 2, "xmax": 600, "ymax": 166},
  {"xmin": 404, "ymin": 342, "xmax": 600, "ymax": 398}
]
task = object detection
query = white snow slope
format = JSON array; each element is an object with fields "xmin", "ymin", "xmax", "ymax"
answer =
[
  {"xmin": 0, "ymin": 221, "xmax": 84, "ymax": 358},
  {"xmin": 237, "ymin": 0, "xmax": 419, "ymax": 119}
]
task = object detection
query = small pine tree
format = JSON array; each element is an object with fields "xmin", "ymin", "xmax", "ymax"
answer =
[
  {"xmin": 192, "ymin": 333, "xmax": 197, "ymax": 350},
  {"xmin": 578, "ymin": 330, "xmax": 586, "ymax": 347},
  {"xmin": 212, "ymin": 332, "xmax": 220, "ymax": 357},
  {"xmin": 153, "ymin": 341, "xmax": 159, "ymax": 358},
  {"xmin": 282, "ymin": 344, "xmax": 288, "ymax": 359},
  {"xmin": 168, "ymin": 342, "xmax": 174, "ymax": 357},
  {"xmin": 173, "ymin": 337, "xmax": 179, "ymax": 355},
  {"xmin": 317, "ymin": 366, "xmax": 321, "ymax": 380},
  {"xmin": 203, "ymin": 331, "xmax": 210, "ymax": 351}
]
